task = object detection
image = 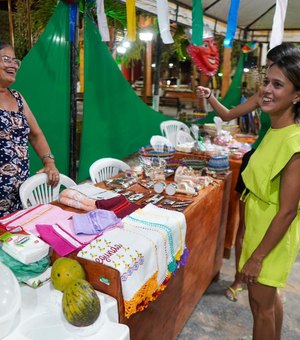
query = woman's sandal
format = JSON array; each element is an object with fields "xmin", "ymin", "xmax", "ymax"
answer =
[{"xmin": 224, "ymin": 286, "xmax": 244, "ymax": 302}]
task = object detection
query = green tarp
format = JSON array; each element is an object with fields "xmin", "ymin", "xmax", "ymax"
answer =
[
  {"xmin": 12, "ymin": 1, "xmax": 70, "ymax": 175},
  {"xmin": 77, "ymin": 14, "xmax": 168, "ymax": 181}
]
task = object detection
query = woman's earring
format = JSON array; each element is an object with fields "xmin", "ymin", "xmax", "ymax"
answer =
[{"xmin": 293, "ymin": 100, "xmax": 298, "ymax": 105}]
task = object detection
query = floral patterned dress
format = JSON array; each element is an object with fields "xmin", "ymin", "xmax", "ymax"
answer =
[{"xmin": 0, "ymin": 90, "xmax": 30, "ymax": 216}]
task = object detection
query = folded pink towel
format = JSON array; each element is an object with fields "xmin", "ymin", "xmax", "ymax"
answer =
[
  {"xmin": 59, "ymin": 189, "xmax": 96, "ymax": 211},
  {"xmin": 36, "ymin": 224, "xmax": 83, "ymax": 256}
]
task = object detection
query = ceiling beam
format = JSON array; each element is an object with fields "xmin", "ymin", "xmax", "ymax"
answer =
[
  {"xmin": 204, "ymin": 0, "xmax": 223, "ymax": 12},
  {"xmin": 245, "ymin": 4, "xmax": 275, "ymax": 30}
]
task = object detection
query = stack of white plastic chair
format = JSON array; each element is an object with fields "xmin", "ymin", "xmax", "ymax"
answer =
[
  {"xmin": 160, "ymin": 120, "xmax": 190, "ymax": 146},
  {"xmin": 150, "ymin": 135, "xmax": 174, "ymax": 152},
  {"xmin": 89, "ymin": 157, "xmax": 130, "ymax": 184},
  {"xmin": 176, "ymin": 130, "xmax": 195, "ymax": 145},
  {"xmin": 19, "ymin": 173, "xmax": 76, "ymax": 208}
]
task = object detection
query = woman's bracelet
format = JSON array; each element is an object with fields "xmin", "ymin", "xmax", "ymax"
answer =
[{"xmin": 206, "ymin": 89, "xmax": 212, "ymax": 100}]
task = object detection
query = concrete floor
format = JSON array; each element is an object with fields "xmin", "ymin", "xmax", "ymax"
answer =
[{"xmin": 177, "ymin": 251, "xmax": 300, "ymax": 340}]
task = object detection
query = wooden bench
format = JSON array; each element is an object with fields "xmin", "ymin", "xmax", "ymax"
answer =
[{"xmin": 164, "ymin": 90, "xmax": 199, "ymax": 111}]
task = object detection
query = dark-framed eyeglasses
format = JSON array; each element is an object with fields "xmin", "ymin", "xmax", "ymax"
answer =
[{"xmin": 0, "ymin": 55, "xmax": 22, "ymax": 68}]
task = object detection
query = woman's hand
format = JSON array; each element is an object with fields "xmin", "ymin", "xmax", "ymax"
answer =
[
  {"xmin": 196, "ymin": 86, "xmax": 211, "ymax": 99},
  {"xmin": 240, "ymin": 256, "xmax": 263, "ymax": 285},
  {"xmin": 37, "ymin": 162, "xmax": 60, "ymax": 187}
]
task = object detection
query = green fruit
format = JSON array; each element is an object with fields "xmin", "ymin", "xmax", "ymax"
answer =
[
  {"xmin": 51, "ymin": 258, "xmax": 86, "ymax": 292},
  {"xmin": 62, "ymin": 279, "xmax": 101, "ymax": 327}
]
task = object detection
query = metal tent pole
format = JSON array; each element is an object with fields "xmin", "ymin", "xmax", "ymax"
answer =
[
  {"xmin": 69, "ymin": 3, "xmax": 79, "ymax": 180},
  {"xmin": 152, "ymin": 34, "xmax": 163, "ymax": 112}
]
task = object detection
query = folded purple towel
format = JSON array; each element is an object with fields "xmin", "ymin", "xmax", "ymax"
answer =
[{"xmin": 72, "ymin": 209, "xmax": 122, "ymax": 235}]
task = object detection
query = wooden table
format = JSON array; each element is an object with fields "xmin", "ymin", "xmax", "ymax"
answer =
[
  {"xmin": 174, "ymin": 151, "xmax": 242, "ymax": 258},
  {"xmin": 53, "ymin": 173, "xmax": 231, "ymax": 340}
]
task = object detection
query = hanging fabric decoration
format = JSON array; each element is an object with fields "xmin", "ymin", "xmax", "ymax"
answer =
[
  {"xmin": 96, "ymin": 0, "xmax": 110, "ymax": 41},
  {"xmin": 242, "ymin": 41, "xmax": 258, "ymax": 53},
  {"xmin": 270, "ymin": 0, "xmax": 288, "ymax": 49},
  {"xmin": 69, "ymin": 3, "xmax": 77, "ymax": 43},
  {"xmin": 126, "ymin": 0, "xmax": 136, "ymax": 41},
  {"xmin": 156, "ymin": 0, "xmax": 173, "ymax": 44},
  {"xmin": 224, "ymin": 0, "xmax": 240, "ymax": 48},
  {"xmin": 191, "ymin": 0, "xmax": 203, "ymax": 46}
]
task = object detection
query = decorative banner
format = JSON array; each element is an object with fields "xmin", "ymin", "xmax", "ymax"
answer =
[
  {"xmin": 126, "ymin": 0, "xmax": 136, "ymax": 41},
  {"xmin": 187, "ymin": 36, "xmax": 220, "ymax": 77},
  {"xmin": 192, "ymin": 0, "xmax": 203, "ymax": 46},
  {"xmin": 270, "ymin": 0, "xmax": 288, "ymax": 49},
  {"xmin": 242, "ymin": 41, "xmax": 258, "ymax": 53},
  {"xmin": 224, "ymin": 0, "xmax": 240, "ymax": 48},
  {"xmin": 69, "ymin": 3, "xmax": 77, "ymax": 43},
  {"xmin": 156, "ymin": 0, "xmax": 173, "ymax": 44},
  {"xmin": 96, "ymin": 0, "xmax": 110, "ymax": 41}
]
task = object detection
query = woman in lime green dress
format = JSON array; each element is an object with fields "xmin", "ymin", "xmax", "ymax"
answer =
[
  {"xmin": 197, "ymin": 43, "xmax": 300, "ymax": 303},
  {"xmin": 239, "ymin": 55, "xmax": 300, "ymax": 339}
]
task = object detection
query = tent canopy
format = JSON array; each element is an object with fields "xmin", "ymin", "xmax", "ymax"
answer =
[
  {"xmin": 131, "ymin": 0, "xmax": 300, "ymax": 42},
  {"xmin": 177, "ymin": 0, "xmax": 299, "ymax": 31}
]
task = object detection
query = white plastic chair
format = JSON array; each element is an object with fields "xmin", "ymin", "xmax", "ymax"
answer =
[
  {"xmin": 89, "ymin": 157, "xmax": 130, "ymax": 184},
  {"xmin": 19, "ymin": 173, "xmax": 76, "ymax": 208},
  {"xmin": 150, "ymin": 135, "xmax": 174, "ymax": 152},
  {"xmin": 160, "ymin": 120, "xmax": 190, "ymax": 146},
  {"xmin": 176, "ymin": 130, "xmax": 195, "ymax": 145}
]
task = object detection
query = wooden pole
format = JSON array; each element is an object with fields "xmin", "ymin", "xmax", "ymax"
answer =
[
  {"xmin": 143, "ymin": 40, "xmax": 152, "ymax": 101},
  {"xmin": 221, "ymin": 47, "xmax": 232, "ymax": 97},
  {"xmin": 8, "ymin": 0, "xmax": 14, "ymax": 47}
]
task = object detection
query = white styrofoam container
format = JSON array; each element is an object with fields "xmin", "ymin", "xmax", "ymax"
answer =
[
  {"xmin": 3, "ymin": 281, "xmax": 129, "ymax": 340},
  {"xmin": 0, "ymin": 262, "xmax": 21, "ymax": 339}
]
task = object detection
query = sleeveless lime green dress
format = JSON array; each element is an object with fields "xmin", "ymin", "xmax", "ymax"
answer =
[{"xmin": 239, "ymin": 124, "xmax": 300, "ymax": 288}]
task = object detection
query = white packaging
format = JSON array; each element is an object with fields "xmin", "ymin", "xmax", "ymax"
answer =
[{"xmin": 1, "ymin": 228, "xmax": 49, "ymax": 264}]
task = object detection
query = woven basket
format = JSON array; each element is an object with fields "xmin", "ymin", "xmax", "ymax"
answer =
[{"xmin": 203, "ymin": 123, "xmax": 240, "ymax": 137}]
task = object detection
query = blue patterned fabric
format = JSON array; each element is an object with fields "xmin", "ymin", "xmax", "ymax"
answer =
[{"xmin": 0, "ymin": 90, "xmax": 30, "ymax": 216}]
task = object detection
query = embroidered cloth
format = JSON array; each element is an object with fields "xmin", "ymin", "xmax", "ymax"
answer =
[
  {"xmin": 0, "ymin": 204, "xmax": 74, "ymax": 236},
  {"xmin": 77, "ymin": 204, "xmax": 187, "ymax": 318}
]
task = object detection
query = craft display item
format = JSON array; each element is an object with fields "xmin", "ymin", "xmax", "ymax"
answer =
[
  {"xmin": 138, "ymin": 180, "xmax": 155, "ymax": 189},
  {"xmin": 172, "ymin": 200, "xmax": 193, "ymax": 210},
  {"xmin": 105, "ymin": 175, "xmax": 137, "ymax": 189},
  {"xmin": 154, "ymin": 181, "xmax": 167, "ymax": 194},
  {"xmin": 207, "ymin": 155, "xmax": 230, "ymax": 173},
  {"xmin": 176, "ymin": 181, "xmax": 197, "ymax": 196},
  {"xmin": 165, "ymin": 183, "xmax": 178, "ymax": 196},
  {"xmin": 144, "ymin": 194, "xmax": 165, "ymax": 205},
  {"xmin": 160, "ymin": 199, "xmax": 176, "ymax": 206},
  {"xmin": 127, "ymin": 193, "xmax": 145, "ymax": 203}
]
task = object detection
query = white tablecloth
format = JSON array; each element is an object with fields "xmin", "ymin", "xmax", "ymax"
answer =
[{"xmin": 4, "ymin": 281, "xmax": 130, "ymax": 340}]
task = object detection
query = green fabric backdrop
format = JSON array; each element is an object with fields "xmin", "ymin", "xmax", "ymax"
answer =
[
  {"xmin": 13, "ymin": 1, "xmax": 70, "ymax": 176},
  {"xmin": 197, "ymin": 53, "xmax": 245, "ymax": 124},
  {"xmin": 77, "ymin": 15, "xmax": 168, "ymax": 181}
]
